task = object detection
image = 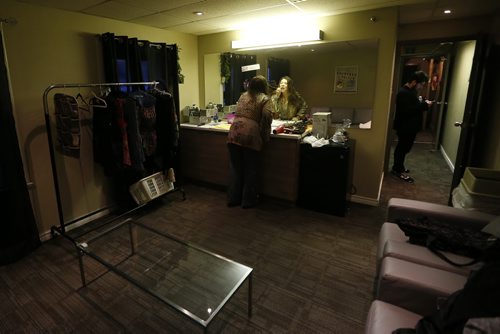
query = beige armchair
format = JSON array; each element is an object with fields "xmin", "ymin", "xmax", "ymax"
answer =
[
  {"xmin": 378, "ymin": 198, "xmax": 495, "ymax": 275},
  {"xmin": 365, "ymin": 198, "xmax": 497, "ymax": 333}
]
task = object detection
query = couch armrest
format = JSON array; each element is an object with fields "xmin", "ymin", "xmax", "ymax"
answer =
[
  {"xmin": 365, "ymin": 300, "xmax": 421, "ymax": 334},
  {"xmin": 376, "ymin": 257, "xmax": 467, "ymax": 315},
  {"xmin": 387, "ymin": 198, "xmax": 495, "ymax": 231}
]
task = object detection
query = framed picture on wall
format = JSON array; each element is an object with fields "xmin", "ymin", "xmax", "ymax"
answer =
[{"xmin": 334, "ymin": 66, "xmax": 358, "ymax": 93}]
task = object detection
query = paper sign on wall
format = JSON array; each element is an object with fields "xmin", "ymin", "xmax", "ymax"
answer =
[
  {"xmin": 242, "ymin": 64, "xmax": 260, "ymax": 72},
  {"xmin": 334, "ymin": 66, "xmax": 358, "ymax": 93}
]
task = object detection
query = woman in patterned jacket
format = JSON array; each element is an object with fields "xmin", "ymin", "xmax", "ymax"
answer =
[{"xmin": 227, "ymin": 75, "xmax": 273, "ymax": 208}]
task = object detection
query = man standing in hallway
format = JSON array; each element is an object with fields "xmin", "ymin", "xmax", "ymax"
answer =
[{"xmin": 392, "ymin": 70, "xmax": 432, "ymax": 183}]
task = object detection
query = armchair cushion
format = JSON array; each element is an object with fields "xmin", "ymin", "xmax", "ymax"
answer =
[
  {"xmin": 376, "ymin": 257, "xmax": 467, "ymax": 315},
  {"xmin": 377, "ymin": 222, "xmax": 407, "ymax": 260},
  {"xmin": 383, "ymin": 238, "xmax": 481, "ymax": 275},
  {"xmin": 365, "ymin": 300, "xmax": 421, "ymax": 334},
  {"xmin": 377, "ymin": 198, "xmax": 495, "ymax": 275}
]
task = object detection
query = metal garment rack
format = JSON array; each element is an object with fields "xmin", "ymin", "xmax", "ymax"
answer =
[{"xmin": 43, "ymin": 81, "xmax": 183, "ymax": 238}]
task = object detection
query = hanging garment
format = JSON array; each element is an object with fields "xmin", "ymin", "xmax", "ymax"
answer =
[
  {"xmin": 54, "ymin": 93, "xmax": 81, "ymax": 158},
  {"xmin": 114, "ymin": 97, "xmax": 132, "ymax": 167},
  {"xmin": 124, "ymin": 96, "xmax": 145, "ymax": 173},
  {"xmin": 151, "ymin": 89, "xmax": 179, "ymax": 171},
  {"xmin": 93, "ymin": 91, "xmax": 130, "ymax": 175},
  {"xmin": 93, "ymin": 89, "xmax": 178, "ymax": 180},
  {"xmin": 129, "ymin": 91, "xmax": 157, "ymax": 157}
]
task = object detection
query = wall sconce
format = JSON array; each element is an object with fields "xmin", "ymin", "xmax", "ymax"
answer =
[{"xmin": 232, "ymin": 28, "xmax": 324, "ymax": 50}]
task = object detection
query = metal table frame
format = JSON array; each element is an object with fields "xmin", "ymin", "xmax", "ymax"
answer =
[{"xmin": 75, "ymin": 218, "xmax": 253, "ymax": 332}]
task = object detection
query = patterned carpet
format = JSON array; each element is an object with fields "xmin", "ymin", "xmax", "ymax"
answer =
[
  {"xmin": 382, "ymin": 142, "xmax": 453, "ymax": 208},
  {"xmin": 0, "ymin": 139, "xmax": 453, "ymax": 333},
  {"xmin": 124, "ymin": 187, "xmax": 382, "ymax": 333}
]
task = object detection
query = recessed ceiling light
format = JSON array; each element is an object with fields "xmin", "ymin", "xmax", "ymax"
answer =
[
  {"xmin": 193, "ymin": 11, "xmax": 204, "ymax": 16},
  {"xmin": 444, "ymin": 9, "xmax": 451, "ymax": 14}
]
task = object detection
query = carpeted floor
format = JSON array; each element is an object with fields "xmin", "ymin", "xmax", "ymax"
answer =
[
  {"xmin": 0, "ymin": 140, "xmax": 453, "ymax": 333},
  {"xmin": 382, "ymin": 142, "xmax": 453, "ymax": 207}
]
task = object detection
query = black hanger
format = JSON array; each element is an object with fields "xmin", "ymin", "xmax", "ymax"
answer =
[
  {"xmin": 75, "ymin": 91, "xmax": 89, "ymax": 106},
  {"xmin": 151, "ymin": 81, "xmax": 172, "ymax": 96}
]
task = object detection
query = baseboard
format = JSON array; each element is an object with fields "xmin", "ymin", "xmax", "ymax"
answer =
[
  {"xmin": 39, "ymin": 206, "xmax": 114, "ymax": 242},
  {"xmin": 440, "ymin": 145, "xmax": 455, "ymax": 172},
  {"xmin": 377, "ymin": 171, "xmax": 384, "ymax": 204},
  {"xmin": 39, "ymin": 230, "xmax": 53, "ymax": 242},
  {"xmin": 351, "ymin": 195, "xmax": 379, "ymax": 206},
  {"xmin": 349, "ymin": 171, "xmax": 383, "ymax": 207}
]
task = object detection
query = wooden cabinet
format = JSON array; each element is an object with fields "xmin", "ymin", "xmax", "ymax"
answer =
[{"xmin": 179, "ymin": 126, "xmax": 301, "ymax": 202}]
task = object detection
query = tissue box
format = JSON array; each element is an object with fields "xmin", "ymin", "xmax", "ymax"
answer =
[{"xmin": 312, "ymin": 112, "xmax": 331, "ymax": 138}]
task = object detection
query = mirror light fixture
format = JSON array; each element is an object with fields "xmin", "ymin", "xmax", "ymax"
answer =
[{"xmin": 232, "ymin": 25, "xmax": 323, "ymax": 50}]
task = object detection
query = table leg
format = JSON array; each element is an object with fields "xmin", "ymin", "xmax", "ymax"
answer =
[
  {"xmin": 128, "ymin": 222, "xmax": 137, "ymax": 255},
  {"xmin": 77, "ymin": 248, "xmax": 86, "ymax": 287},
  {"xmin": 248, "ymin": 272, "xmax": 253, "ymax": 318}
]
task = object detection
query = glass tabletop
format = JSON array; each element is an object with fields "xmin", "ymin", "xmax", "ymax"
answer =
[{"xmin": 77, "ymin": 218, "xmax": 252, "ymax": 327}]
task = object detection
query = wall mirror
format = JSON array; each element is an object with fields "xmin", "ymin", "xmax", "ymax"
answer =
[{"xmin": 204, "ymin": 38, "xmax": 378, "ymax": 129}]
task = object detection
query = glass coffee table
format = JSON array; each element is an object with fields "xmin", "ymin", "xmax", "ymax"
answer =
[{"xmin": 75, "ymin": 218, "xmax": 253, "ymax": 332}]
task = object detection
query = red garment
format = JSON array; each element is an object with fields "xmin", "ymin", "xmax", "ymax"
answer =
[{"xmin": 114, "ymin": 98, "xmax": 132, "ymax": 166}]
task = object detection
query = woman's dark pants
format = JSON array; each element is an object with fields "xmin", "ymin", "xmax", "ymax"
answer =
[{"xmin": 227, "ymin": 143, "xmax": 260, "ymax": 207}]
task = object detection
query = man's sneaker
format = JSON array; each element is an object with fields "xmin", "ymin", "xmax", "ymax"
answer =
[{"xmin": 391, "ymin": 170, "xmax": 414, "ymax": 183}]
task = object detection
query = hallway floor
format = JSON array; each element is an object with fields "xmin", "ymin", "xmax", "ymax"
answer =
[{"xmin": 383, "ymin": 142, "xmax": 453, "ymax": 207}]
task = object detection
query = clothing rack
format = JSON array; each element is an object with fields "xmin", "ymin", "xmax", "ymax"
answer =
[{"xmin": 43, "ymin": 81, "xmax": 183, "ymax": 238}]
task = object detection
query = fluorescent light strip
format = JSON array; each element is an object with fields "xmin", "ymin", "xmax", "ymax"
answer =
[
  {"xmin": 286, "ymin": 0, "xmax": 305, "ymax": 12},
  {"xmin": 232, "ymin": 29, "xmax": 323, "ymax": 49}
]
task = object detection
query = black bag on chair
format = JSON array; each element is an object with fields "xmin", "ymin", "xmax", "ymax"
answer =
[{"xmin": 395, "ymin": 216, "xmax": 500, "ymax": 266}]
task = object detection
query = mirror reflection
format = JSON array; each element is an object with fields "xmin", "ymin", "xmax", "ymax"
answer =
[{"xmin": 203, "ymin": 38, "xmax": 378, "ymax": 129}]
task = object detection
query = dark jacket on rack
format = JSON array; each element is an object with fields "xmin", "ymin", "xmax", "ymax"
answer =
[
  {"xmin": 151, "ymin": 89, "xmax": 179, "ymax": 171},
  {"xmin": 93, "ymin": 89, "xmax": 179, "ymax": 180},
  {"xmin": 93, "ymin": 91, "xmax": 125, "ymax": 176},
  {"xmin": 130, "ymin": 91, "xmax": 157, "ymax": 158},
  {"xmin": 123, "ymin": 96, "xmax": 144, "ymax": 172}
]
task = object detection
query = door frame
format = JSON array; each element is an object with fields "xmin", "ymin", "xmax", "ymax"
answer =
[
  {"xmin": 384, "ymin": 37, "xmax": 457, "ymax": 174},
  {"xmin": 448, "ymin": 34, "xmax": 490, "ymax": 203},
  {"xmin": 385, "ymin": 35, "xmax": 491, "ymax": 204}
]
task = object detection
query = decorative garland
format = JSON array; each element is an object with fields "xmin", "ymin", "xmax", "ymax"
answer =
[
  {"xmin": 220, "ymin": 52, "xmax": 231, "ymax": 84},
  {"xmin": 177, "ymin": 48, "xmax": 184, "ymax": 84}
]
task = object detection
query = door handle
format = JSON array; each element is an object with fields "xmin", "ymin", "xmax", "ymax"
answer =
[{"xmin": 454, "ymin": 121, "xmax": 463, "ymax": 127}]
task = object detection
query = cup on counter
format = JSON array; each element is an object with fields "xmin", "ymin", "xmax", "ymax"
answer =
[{"xmin": 226, "ymin": 113, "xmax": 236, "ymax": 124}]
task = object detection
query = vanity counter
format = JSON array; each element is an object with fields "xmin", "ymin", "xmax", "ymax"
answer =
[{"xmin": 179, "ymin": 123, "xmax": 301, "ymax": 202}]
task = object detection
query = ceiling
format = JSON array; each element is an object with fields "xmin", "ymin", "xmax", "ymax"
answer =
[{"xmin": 14, "ymin": 0, "xmax": 500, "ymax": 36}]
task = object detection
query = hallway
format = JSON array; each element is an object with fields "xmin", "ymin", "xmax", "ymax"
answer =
[{"xmin": 381, "ymin": 141, "xmax": 454, "ymax": 207}]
